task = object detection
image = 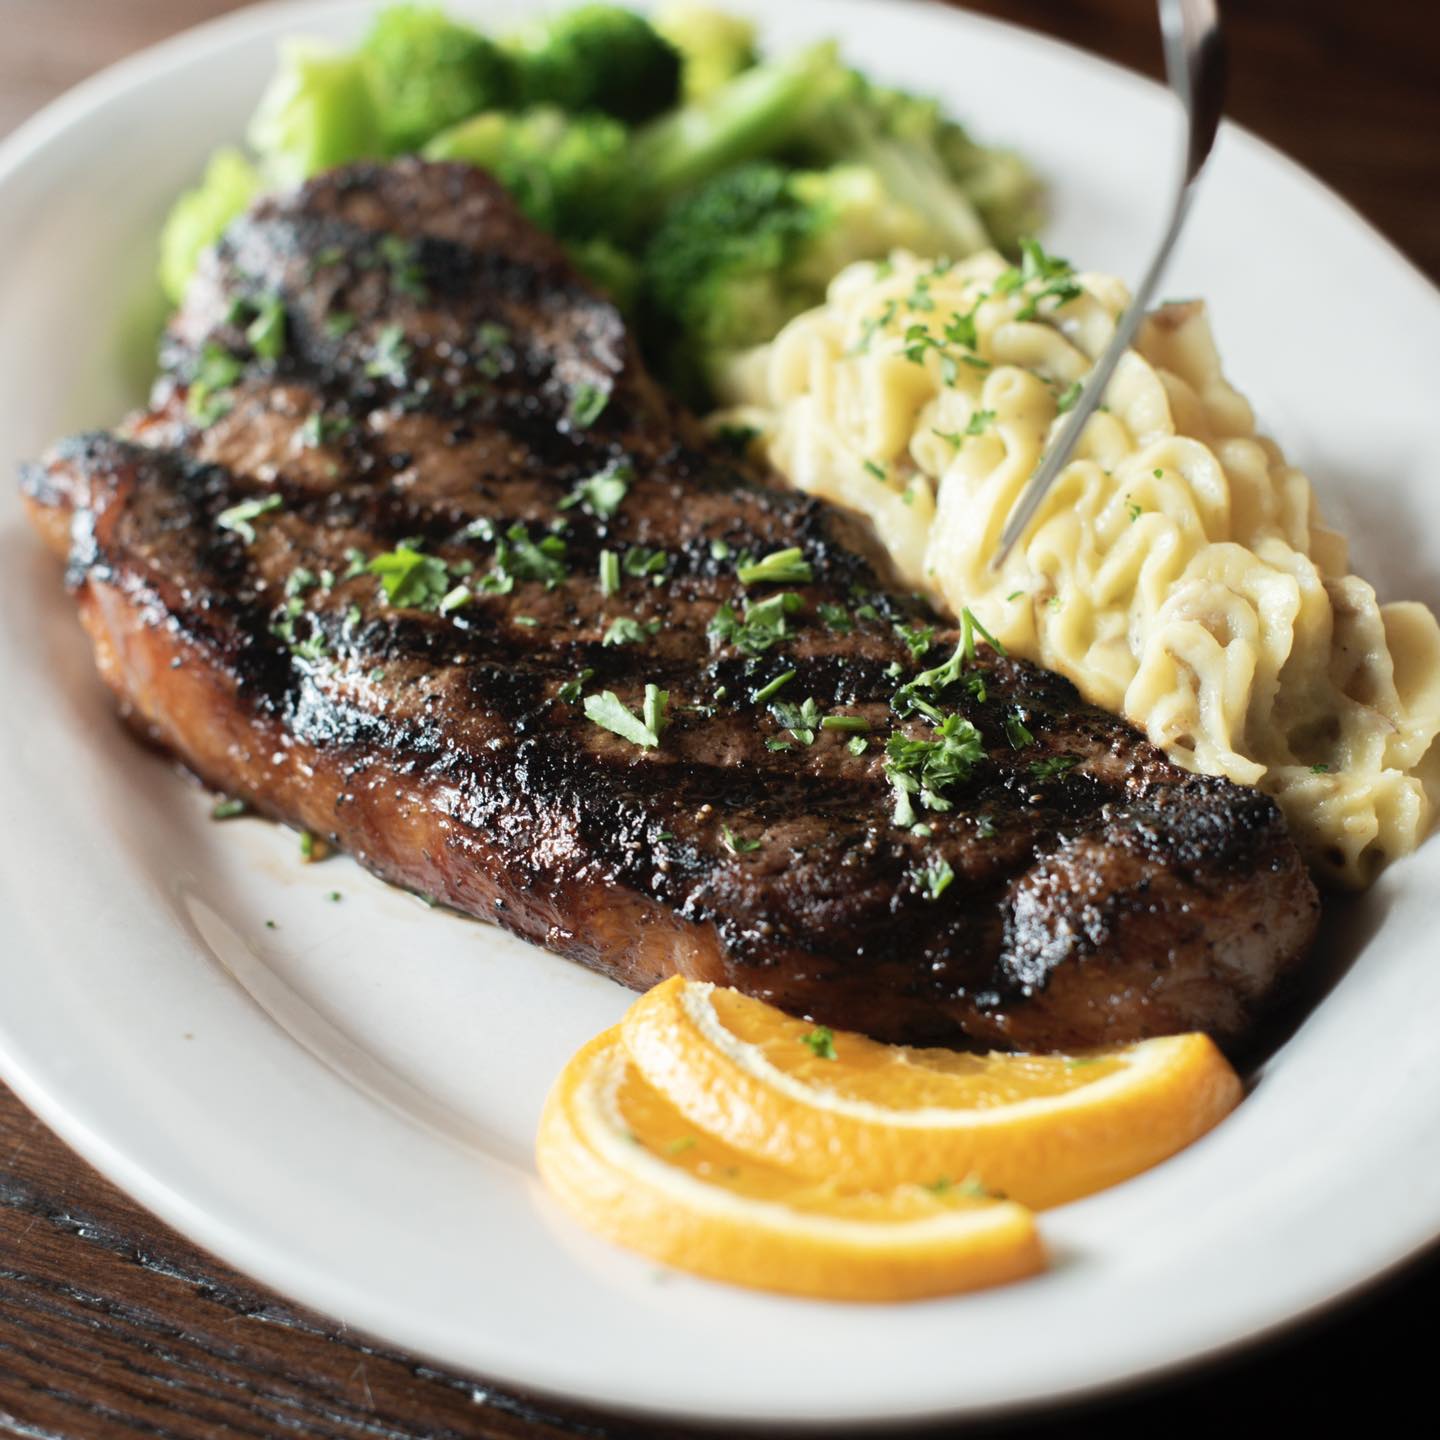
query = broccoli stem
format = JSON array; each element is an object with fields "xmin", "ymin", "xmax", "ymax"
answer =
[
  {"xmin": 825, "ymin": 109, "xmax": 992, "ymax": 259},
  {"xmin": 628, "ymin": 43, "xmax": 847, "ymax": 215}
]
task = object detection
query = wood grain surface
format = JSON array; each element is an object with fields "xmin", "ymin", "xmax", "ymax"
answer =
[{"xmin": 2, "ymin": 2, "xmax": 1438, "ymax": 1436}]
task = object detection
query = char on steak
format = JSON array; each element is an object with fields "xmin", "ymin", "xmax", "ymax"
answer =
[{"xmin": 20, "ymin": 159, "xmax": 1318, "ymax": 1051}]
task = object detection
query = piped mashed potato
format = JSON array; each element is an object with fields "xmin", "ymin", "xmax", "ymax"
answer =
[{"xmin": 716, "ymin": 249, "xmax": 1440, "ymax": 886}]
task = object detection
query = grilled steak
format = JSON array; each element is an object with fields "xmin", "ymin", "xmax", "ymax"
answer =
[{"xmin": 20, "ymin": 159, "xmax": 1318, "ymax": 1051}]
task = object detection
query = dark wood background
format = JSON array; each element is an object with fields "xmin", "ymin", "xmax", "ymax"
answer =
[{"xmin": 2, "ymin": 2, "xmax": 1437, "ymax": 1435}]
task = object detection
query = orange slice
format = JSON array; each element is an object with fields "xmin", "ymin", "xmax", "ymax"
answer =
[
  {"xmin": 622, "ymin": 977, "xmax": 1242, "ymax": 1209},
  {"xmin": 536, "ymin": 1029, "xmax": 1044, "ymax": 1301}
]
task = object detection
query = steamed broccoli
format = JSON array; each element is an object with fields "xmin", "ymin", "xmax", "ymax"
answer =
[
  {"xmin": 627, "ymin": 43, "xmax": 847, "ymax": 214},
  {"xmin": 810, "ymin": 78, "xmax": 1043, "ymax": 256},
  {"xmin": 361, "ymin": 4, "xmax": 516, "ymax": 153},
  {"xmin": 628, "ymin": 44, "xmax": 1036, "ymax": 259},
  {"xmin": 654, "ymin": 3, "xmax": 757, "ymax": 101},
  {"xmin": 158, "ymin": 147, "xmax": 260, "ymax": 304},
  {"xmin": 642, "ymin": 161, "xmax": 958, "ymax": 400},
  {"xmin": 423, "ymin": 106, "xmax": 630, "ymax": 237},
  {"xmin": 508, "ymin": 5, "xmax": 681, "ymax": 123},
  {"xmin": 247, "ymin": 39, "xmax": 384, "ymax": 187}
]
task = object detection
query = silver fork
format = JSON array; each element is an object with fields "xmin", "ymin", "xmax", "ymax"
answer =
[{"xmin": 990, "ymin": 0, "xmax": 1227, "ymax": 569}]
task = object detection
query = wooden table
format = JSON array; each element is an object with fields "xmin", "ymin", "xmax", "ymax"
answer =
[{"xmin": 2, "ymin": 2, "xmax": 1436, "ymax": 1435}]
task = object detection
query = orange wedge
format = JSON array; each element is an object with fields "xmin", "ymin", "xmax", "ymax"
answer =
[
  {"xmin": 536, "ymin": 1029, "xmax": 1044, "ymax": 1302},
  {"xmin": 622, "ymin": 978, "xmax": 1242, "ymax": 1209}
]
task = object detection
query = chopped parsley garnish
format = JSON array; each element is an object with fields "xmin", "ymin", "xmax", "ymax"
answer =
[
  {"xmin": 911, "ymin": 857, "xmax": 955, "ymax": 901},
  {"xmin": 751, "ymin": 670, "xmax": 795, "ymax": 704},
  {"xmin": 1153, "ymin": 468, "xmax": 1164, "ymax": 479},
  {"xmin": 1030, "ymin": 754, "xmax": 1080, "ymax": 782},
  {"xmin": 493, "ymin": 523, "xmax": 569, "ymax": 589},
  {"xmin": 210, "ymin": 798, "xmax": 247, "ymax": 821},
  {"xmin": 944, "ymin": 308, "xmax": 978, "ymax": 351},
  {"xmin": 722, "ymin": 825, "xmax": 762, "ymax": 854},
  {"xmin": 892, "ymin": 608, "xmax": 1003, "ymax": 717},
  {"xmin": 907, "ymin": 276, "xmax": 936, "ymax": 312},
  {"xmin": 847, "ymin": 735, "xmax": 870, "ymax": 756},
  {"xmin": 802, "ymin": 1027, "xmax": 837, "ymax": 1061},
  {"xmin": 602, "ymin": 617, "xmax": 655, "ymax": 647},
  {"xmin": 584, "ymin": 686, "xmax": 667, "ymax": 749},
  {"xmin": 965, "ymin": 408, "xmax": 996, "ymax": 436},
  {"xmin": 1015, "ymin": 277, "xmax": 1083, "ymax": 323},
  {"xmin": 1006, "ymin": 589, "xmax": 1025, "ymax": 602},
  {"xmin": 1127, "ymin": 499, "xmax": 1143, "ymax": 522},
  {"xmin": 885, "ymin": 714, "xmax": 986, "ymax": 827},
  {"xmin": 643, "ymin": 684, "xmax": 669, "ymax": 741},
  {"xmin": 894, "ymin": 623, "xmax": 936, "ymax": 662},
  {"xmin": 975, "ymin": 813, "xmax": 996, "ymax": 839},
  {"xmin": 863, "ymin": 459, "xmax": 888, "ymax": 482},
  {"xmin": 736, "ymin": 547, "xmax": 813, "ymax": 587},
  {"xmin": 237, "ymin": 292, "xmax": 287, "ymax": 361},
  {"xmin": 852, "ymin": 299, "xmax": 898, "ymax": 354},
  {"xmin": 188, "ymin": 343, "xmax": 245, "ymax": 426},
  {"xmin": 300, "ymin": 411, "xmax": 353, "ymax": 448},
  {"xmin": 437, "ymin": 585, "xmax": 472, "ymax": 616},
  {"xmin": 820, "ymin": 715, "xmax": 869, "ymax": 733},
  {"xmin": 376, "ymin": 234, "xmax": 428, "ymax": 300},
  {"xmin": 708, "ymin": 591, "xmax": 802, "ymax": 657},
  {"xmin": 599, "ymin": 550, "xmax": 620, "ymax": 597},
  {"xmin": 997, "ymin": 239, "xmax": 1082, "ymax": 324},
  {"xmin": 560, "ymin": 461, "xmax": 632, "ymax": 519},
  {"xmin": 367, "ymin": 542, "xmax": 450, "ymax": 609},
  {"xmin": 1310, "ymin": 762, "xmax": 1330, "ymax": 774},
  {"xmin": 471, "ymin": 320, "xmax": 511, "ymax": 378},
  {"xmin": 818, "ymin": 602, "xmax": 853, "ymax": 634},
  {"xmin": 365, "ymin": 323, "xmax": 411, "ymax": 383},
  {"xmin": 765, "ymin": 739, "xmax": 793, "ymax": 752},
  {"xmin": 771, "ymin": 697, "xmax": 821, "ymax": 746},
  {"xmin": 567, "ymin": 381, "xmax": 610, "ymax": 429},
  {"xmin": 557, "ymin": 669, "xmax": 594, "ymax": 704},
  {"xmin": 216, "ymin": 494, "xmax": 282, "ymax": 543},
  {"xmin": 1005, "ymin": 710, "xmax": 1035, "ymax": 748},
  {"xmin": 1055, "ymin": 380, "xmax": 1083, "ymax": 414},
  {"xmin": 623, "ymin": 546, "xmax": 668, "ymax": 579}
]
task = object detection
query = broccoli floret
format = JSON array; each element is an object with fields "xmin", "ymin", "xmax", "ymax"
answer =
[
  {"xmin": 247, "ymin": 39, "xmax": 384, "ymax": 187},
  {"xmin": 361, "ymin": 4, "xmax": 516, "ymax": 153},
  {"xmin": 642, "ymin": 161, "xmax": 955, "ymax": 401},
  {"xmin": 628, "ymin": 42, "xmax": 847, "ymax": 216},
  {"xmin": 508, "ymin": 5, "xmax": 680, "ymax": 123},
  {"xmin": 796, "ymin": 73, "xmax": 1041, "ymax": 259},
  {"xmin": 934, "ymin": 122, "xmax": 1044, "ymax": 255},
  {"xmin": 631, "ymin": 45, "xmax": 1039, "ymax": 259},
  {"xmin": 157, "ymin": 147, "xmax": 260, "ymax": 304},
  {"xmin": 423, "ymin": 106, "xmax": 630, "ymax": 238},
  {"xmin": 653, "ymin": 2, "xmax": 757, "ymax": 101}
]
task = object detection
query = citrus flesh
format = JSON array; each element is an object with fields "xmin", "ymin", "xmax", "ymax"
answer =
[
  {"xmin": 621, "ymin": 977, "xmax": 1243, "ymax": 1208},
  {"xmin": 537, "ymin": 1029, "xmax": 1045, "ymax": 1301}
]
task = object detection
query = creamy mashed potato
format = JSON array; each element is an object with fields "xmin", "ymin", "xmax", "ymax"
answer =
[{"xmin": 716, "ymin": 250, "xmax": 1440, "ymax": 886}]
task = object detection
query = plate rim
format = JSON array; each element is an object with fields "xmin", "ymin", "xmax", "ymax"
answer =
[{"xmin": 1, "ymin": 0, "xmax": 1438, "ymax": 1428}]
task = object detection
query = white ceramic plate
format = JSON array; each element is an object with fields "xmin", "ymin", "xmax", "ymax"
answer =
[{"xmin": 2, "ymin": 0, "xmax": 1438, "ymax": 1428}]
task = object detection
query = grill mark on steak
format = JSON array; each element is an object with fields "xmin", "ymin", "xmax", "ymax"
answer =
[{"xmin": 19, "ymin": 159, "xmax": 1318, "ymax": 1051}]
